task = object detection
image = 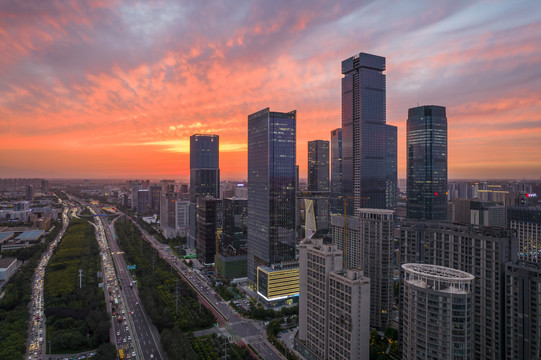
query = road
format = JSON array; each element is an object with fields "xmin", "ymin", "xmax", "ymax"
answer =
[
  {"xmin": 26, "ymin": 207, "xmax": 69, "ymax": 360},
  {"xmin": 127, "ymin": 216, "xmax": 284, "ymax": 360},
  {"xmin": 92, "ymin": 207, "xmax": 166, "ymax": 360}
]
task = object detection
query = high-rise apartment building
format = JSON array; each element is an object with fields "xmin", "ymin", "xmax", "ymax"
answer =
[
  {"xmin": 297, "ymin": 238, "xmax": 370, "ymax": 360},
  {"xmin": 188, "ymin": 134, "xmax": 220, "ymax": 249},
  {"xmin": 504, "ymin": 206, "xmax": 541, "ymax": 359},
  {"xmin": 505, "ymin": 261, "xmax": 541, "ymax": 360},
  {"xmin": 330, "ymin": 128, "xmax": 343, "ymax": 214},
  {"xmin": 401, "ymin": 263, "xmax": 474, "ymax": 360},
  {"xmin": 406, "ymin": 105, "xmax": 448, "ymax": 220},
  {"xmin": 137, "ymin": 189, "xmax": 151, "ymax": 216},
  {"xmin": 131, "ymin": 182, "xmax": 142, "ymax": 212},
  {"xmin": 307, "ymin": 140, "xmax": 330, "ymax": 234},
  {"xmin": 341, "ymin": 52, "xmax": 397, "ymax": 213},
  {"xmin": 331, "ymin": 209, "xmax": 394, "ymax": 329},
  {"xmin": 399, "ymin": 221, "xmax": 515, "ymax": 360},
  {"xmin": 247, "ymin": 108, "xmax": 296, "ymax": 283},
  {"xmin": 507, "ymin": 206, "xmax": 541, "ymax": 263}
]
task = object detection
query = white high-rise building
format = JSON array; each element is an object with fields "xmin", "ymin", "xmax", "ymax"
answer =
[
  {"xmin": 297, "ymin": 238, "xmax": 370, "ymax": 360},
  {"xmin": 401, "ymin": 263, "xmax": 474, "ymax": 360}
]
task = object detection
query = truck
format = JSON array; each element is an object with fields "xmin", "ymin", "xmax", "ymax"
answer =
[
  {"xmin": 117, "ymin": 315, "xmax": 122, "ymax": 322},
  {"xmin": 118, "ymin": 349, "xmax": 124, "ymax": 359}
]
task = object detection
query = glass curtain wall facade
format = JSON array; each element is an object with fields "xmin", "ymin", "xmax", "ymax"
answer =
[
  {"xmin": 330, "ymin": 128, "xmax": 343, "ymax": 214},
  {"xmin": 189, "ymin": 134, "xmax": 220, "ymax": 249},
  {"xmin": 341, "ymin": 52, "xmax": 396, "ymax": 213},
  {"xmin": 406, "ymin": 105, "xmax": 447, "ymax": 220},
  {"xmin": 308, "ymin": 140, "xmax": 330, "ymax": 234},
  {"xmin": 247, "ymin": 108, "xmax": 297, "ymax": 283}
]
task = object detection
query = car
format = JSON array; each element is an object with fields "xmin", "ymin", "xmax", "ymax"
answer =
[
  {"xmin": 150, "ymin": 355, "xmax": 154, "ymax": 359},
  {"xmin": 117, "ymin": 331, "xmax": 120, "ymax": 336},
  {"xmin": 132, "ymin": 352, "xmax": 136, "ymax": 357},
  {"xmin": 123, "ymin": 337, "xmax": 127, "ymax": 343}
]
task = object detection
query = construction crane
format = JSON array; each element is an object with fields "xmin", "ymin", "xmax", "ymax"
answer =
[{"xmin": 339, "ymin": 196, "xmax": 369, "ymax": 268}]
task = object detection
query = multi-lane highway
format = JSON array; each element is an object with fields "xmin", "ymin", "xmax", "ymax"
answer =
[
  {"xmin": 92, "ymin": 207, "xmax": 165, "ymax": 360},
  {"xmin": 26, "ymin": 207, "xmax": 69, "ymax": 360},
  {"xmin": 127, "ymin": 216, "xmax": 284, "ymax": 360}
]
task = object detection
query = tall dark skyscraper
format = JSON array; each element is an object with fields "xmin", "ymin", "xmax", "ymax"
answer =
[
  {"xmin": 406, "ymin": 105, "xmax": 447, "ymax": 220},
  {"xmin": 341, "ymin": 52, "xmax": 397, "ymax": 213},
  {"xmin": 307, "ymin": 140, "xmax": 329, "ymax": 191},
  {"xmin": 330, "ymin": 128, "xmax": 342, "ymax": 214},
  {"xmin": 188, "ymin": 134, "xmax": 220, "ymax": 249},
  {"xmin": 247, "ymin": 108, "xmax": 297, "ymax": 283},
  {"xmin": 307, "ymin": 140, "xmax": 330, "ymax": 234}
]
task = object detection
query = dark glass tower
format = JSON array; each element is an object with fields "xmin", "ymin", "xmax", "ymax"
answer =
[
  {"xmin": 247, "ymin": 108, "xmax": 297, "ymax": 282},
  {"xmin": 330, "ymin": 128, "xmax": 343, "ymax": 214},
  {"xmin": 406, "ymin": 105, "xmax": 447, "ymax": 220},
  {"xmin": 341, "ymin": 52, "xmax": 397, "ymax": 213},
  {"xmin": 308, "ymin": 140, "xmax": 329, "ymax": 191},
  {"xmin": 308, "ymin": 140, "xmax": 330, "ymax": 234},
  {"xmin": 189, "ymin": 134, "xmax": 220, "ymax": 249}
]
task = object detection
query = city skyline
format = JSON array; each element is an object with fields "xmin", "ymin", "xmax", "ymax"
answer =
[{"xmin": 1, "ymin": 1, "xmax": 541, "ymax": 180}]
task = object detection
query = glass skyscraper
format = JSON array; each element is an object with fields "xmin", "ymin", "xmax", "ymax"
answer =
[
  {"xmin": 330, "ymin": 128, "xmax": 342, "ymax": 214},
  {"xmin": 406, "ymin": 105, "xmax": 447, "ymax": 220},
  {"xmin": 247, "ymin": 108, "xmax": 297, "ymax": 283},
  {"xmin": 341, "ymin": 52, "xmax": 397, "ymax": 213},
  {"xmin": 308, "ymin": 140, "xmax": 330, "ymax": 234},
  {"xmin": 308, "ymin": 140, "xmax": 329, "ymax": 191},
  {"xmin": 188, "ymin": 134, "xmax": 220, "ymax": 249}
]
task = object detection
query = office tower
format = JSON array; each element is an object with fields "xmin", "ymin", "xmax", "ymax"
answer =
[
  {"xmin": 196, "ymin": 197, "xmax": 221, "ymax": 265},
  {"xmin": 406, "ymin": 105, "xmax": 448, "ymax": 220},
  {"xmin": 308, "ymin": 140, "xmax": 329, "ymax": 191},
  {"xmin": 247, "ymin": 108, "xmax": 297, "ymax": 283},
  {"xmin": 341, "ymin": 52, "xmax": 397, "ymax": 213},
  {"xmin": 222, "ymin": 197, "xmax": 248, "ymax": 250},
  {"xmin": 385, "ymin": 125, "xmax": 397, "ymax": 209},
  {"xmin": 401, "ymin": 263, "xmax": 473, "ymax": 360},
  {"xmin": 507, "ymin": 206, "xmax": 541, "ymax": 263},
  {"xmin": 297, "ymin": 239, "xmax": 370, "ymax": 360},
  {"xmin": 137, "ymin": 189, "xmax": 150, "ymax": 215},
  {"xmin": 399, "ymin": 221, "xmax": 515, "ymax": 360},
  {"xmin": 149, "ymin": 185, "xmax": 161, "ymax": 214},
  {"xmin": 307, "ymin": 140, "xmax": 330, "ymax": 234},
  {"xmin": 189, "ymin": 134, "xmax": 220, "ymax": 249},
  {"xmin": 131, "ymin": 182, "xmax": 142, "ymax": 211},
  {"xmin": 331, "ymin": 209, "xmax": 394, "ymax": 329},
  {"xmin": 330, "ymin": 128, "xmax": 343, "ymax": 214}
]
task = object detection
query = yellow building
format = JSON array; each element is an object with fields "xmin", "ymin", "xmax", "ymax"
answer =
[{"xmin": 257, "ymin": 265, "xmax": 299, "ymax": 306}]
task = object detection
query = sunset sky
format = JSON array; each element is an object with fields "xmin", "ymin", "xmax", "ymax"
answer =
[{"xmin": 1, "ymin": 0, "xmax": 540, "ymax": 181}]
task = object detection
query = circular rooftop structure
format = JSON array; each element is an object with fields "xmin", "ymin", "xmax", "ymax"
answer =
[{"xmin": 402, "ymin": 263, "xmax": 474, "ymax": 281}]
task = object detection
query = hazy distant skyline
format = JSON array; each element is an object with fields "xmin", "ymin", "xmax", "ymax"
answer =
[{"xmin": 1, "ymin": 0, "xmax": 540, "ymax": 179}]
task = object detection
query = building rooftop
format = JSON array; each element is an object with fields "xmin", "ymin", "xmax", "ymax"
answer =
[
  {"xmin": 0, "ymin": 232, "xmax": 14, "ymax": 243},
  {"xmin": 0, "ymin": 257, "xmax": 17, "ymax": 268},
  {"xmin": 15, "ymin": 230, "xmax": 45, "ymax": 241}
]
